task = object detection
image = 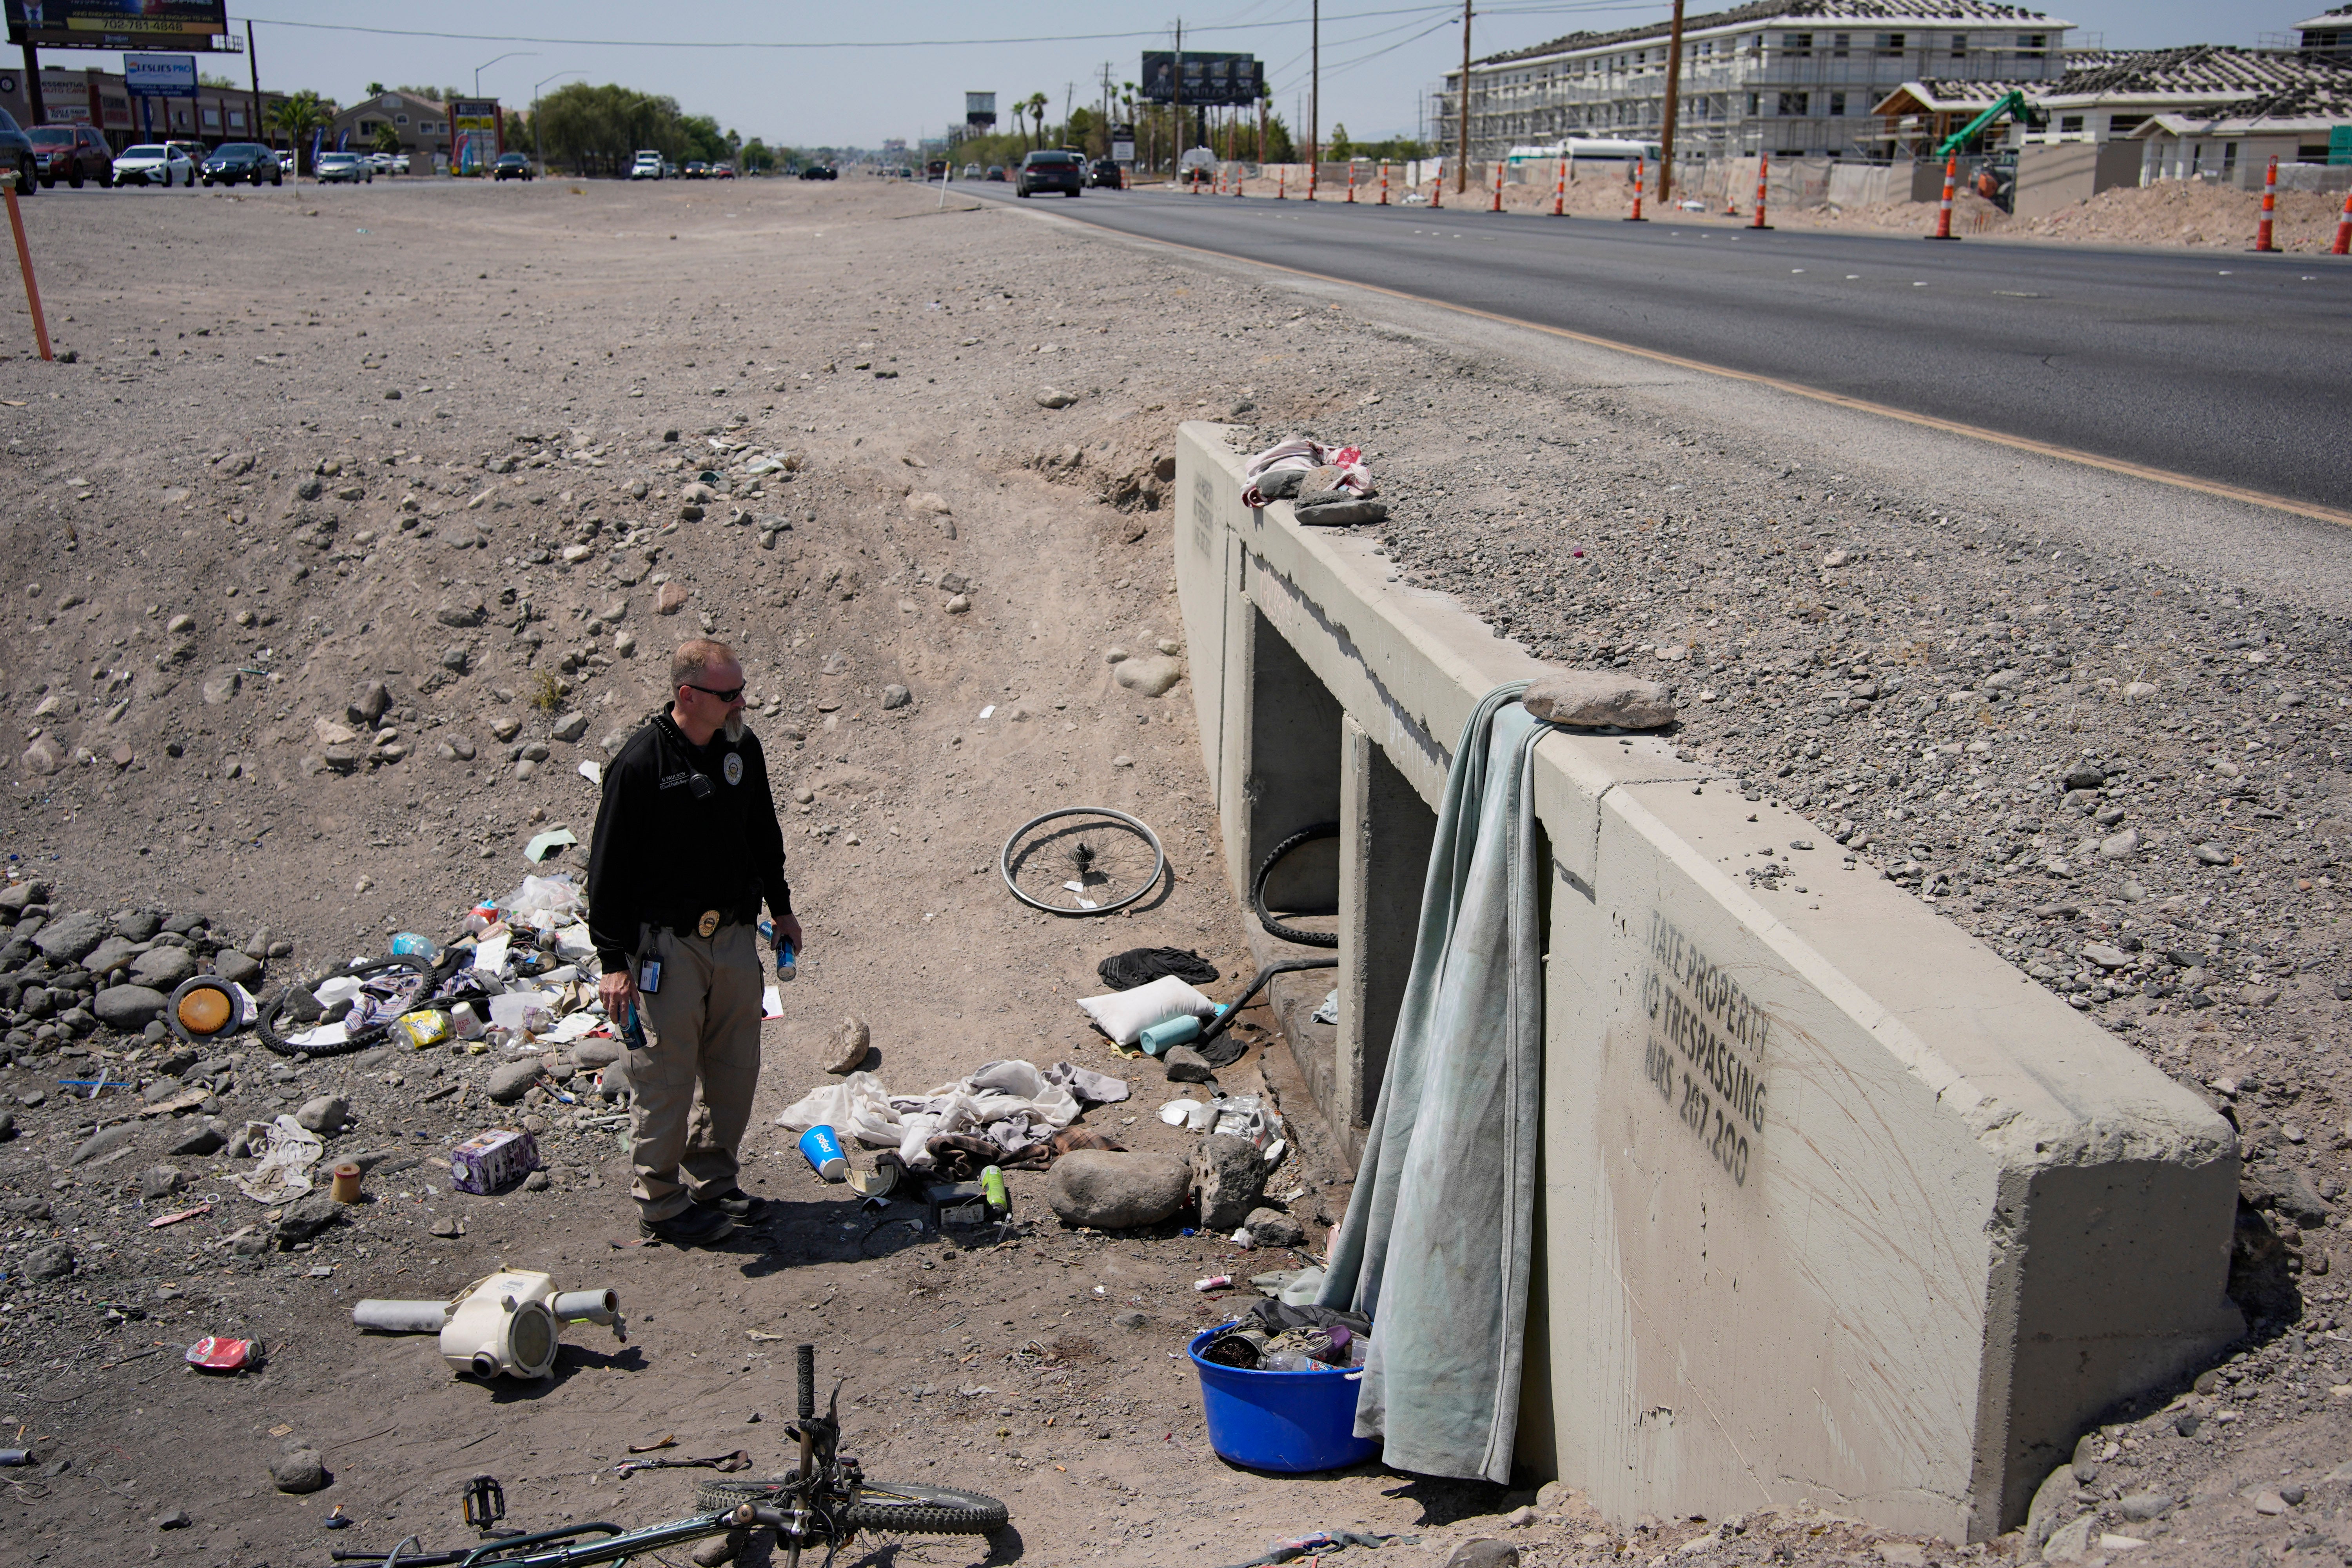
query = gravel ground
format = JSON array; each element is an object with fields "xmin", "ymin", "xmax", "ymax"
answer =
[{"xmin": 0, "ymin": 172, "xmax": 2347, "ymax": 1567}]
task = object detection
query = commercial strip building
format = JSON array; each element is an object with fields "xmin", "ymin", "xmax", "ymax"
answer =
[
  {"xmin": 0, "ymin": 62, "xmax": 283, "ymax": 149},
  {"xmin": 1438, "ymin": 0, "xmax": 2352, "ymax": 186}
]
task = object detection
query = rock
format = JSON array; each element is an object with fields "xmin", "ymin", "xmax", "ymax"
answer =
[
  {"xmin": 1044, "ymin": 1150, "xmax": 1190, "ymax": 1229},
  {"xmin": 881, "ymin": 684, "xmax": 911, "ymax": 710},
  {"xmin": 2025, "ymin": 1461, "xmax": 2076, "ymax": 1543},
  {"xmin": 154, "ymin": 1508, "xmax": 192, "ymax": 1530},
  {"xmin": 441, "ymin": 646, "xmax": 470, "ymax": 674},
  {"xmin": 436, "ymin": 598, "xmax": 486, "ymax": 628},
  {"xmin": 2098, "ymin": 829, "xmax": 2141, "ymax": 858},
  {"xmin": 905, "ymin": 492, "xmax": 951, "ymax": 517},
  {"xmin": 277, "ymin": 1194, "xmax": 343, "ymax": 1245},
  {"xmin": 1244, "ymin": 1206, "xmax": 1306, "ymax": 1247},
  {"xmin": 33, "ymin": 909, "xmax": 108, "ymax": 963},
  {"xmin": 295, "ymin": 1094, "xmax": 349, "ymax": 1133},
  {"xmin": 168, "ymin": 1121, "xmax": 228, "ymax": 1157},
  {"xmin": 944, "ymin": 593, "xmax": 971, "ymax": 615},
  {"xmin": 429, "ymin": 1215, "xmax": 465, "ymax": 1238},
  {"xmin": 138, "ymin": 1163, "xmax": 183, "ymax": 1200},
  {"xmin": 2042, "ymin": 1514, "xmax": 2094, "ymax": 1563},
  {"xmin": 2250, "ymin": 1488, "xmax": 2289, "ymax": 1515},
  {"xmin": 2122, "ymin": 681, "xmax": 2160, "ymax": 700},
  {"xmin": 1112, "ymin": 655, "xmax": 1183, "ymax": 697},
  {"xmin": 444, "ymin": 735, "xmax": 479, "ymax": 761},
  {"xmin": 2071, "ymin": 1430, "xmax": 2101, "ymax": 1481},
  {"xmin": 85, "ymin": 935, "xmax": 140, "ymax": 975},
  {"xmin": 201, "ymin": 667, "xmax": 241, "ymax": 705},
  {"xmin": 573, "ymin": 1038, "xmax": 624, "ymax": 1071},
  {"xmin": 1163, "ymin": 1045, "xmax": 1214, "ymax": 1083},
  {"xmin": 1522, "ymin": 672, "xmax": 1677, "ymax": 730},
  {"xmin": 1035, "ymin": 387, "xmax": 1077, "ymax": 409},
  {"xmin": 1192, "ymin": 1133, "xmax": 1268, "ymax": 1231},
  {"xmin": 348, "ymin": 681, "xmax": 393, "ymax": 725},
  {"xmin": 1256, "ymin": 468, "xmax": 1306, "ymax": 500},
  {"xmin": 2061, "ymin": 765, "xmax": 2108, "ymax": 791},
  {"xmin": 24, "ymin": 1240, "xmax": 73, "ymax": 1279},
  {"xmin": 486, "ymin": 1060, "xmax": 541, "ymax": 1103},
  {"xmin": 2081, "ymin": 944, "xmax": 2132, "ymax": 969},
  {"xmin": 72, "ymin": 1122, "xmax": 135, "ymax": 1164},
  {"xmin": 2243, "ymin": 1156, "xmax": 2332, "ymax": 1225},
  {"xmin": 2116, "ymin": 1493, "xmax": 2176, "ymax": 1523},
  {"xmin": 270, "ymin": 1446, "xmax": 328, "ymax": 1494},
  {"xmin": 20, "ymin": 733, "xmax": 64, "ymax": 774},
  {"xmin": 94, "ymin": 984, "xmax": 168, "ymax": 1030},
  {"xmin": 828, "ymin": 1016, "xmax": 871, "ymax": 1075},
  {"xmin": 211, "ymin": 949, "xmax": 261, "ymax": 986},
  {"xmin": 2242, "ymin": 983, "xmax": 2283, "ymax": 1007},
  {"xmin": 1503, "ymin": 1505, "xmax": 1539, "ymax": 1528},
  {"xmin": 130, "ymin": 947, "xmax": 197, "ymax": 989},
  {"xmin": 656, "ymin": 582, "xmax": 690, "ymax": 615},
  {"xmin": 523, "ymin": 1169, "xmax": 552, "ymax": 1192},
  {"xmin": 0, "ymin": 1110, "xmax": 13, "ymax": 1141},
  {"xmin": 1291, "ymin": 493, "xmax": 1390, "ymax": 526},
  {"xmin": 552, "ymin": 713, "xmax": 590, "ymax": 743},
  {"xmin": 2194, "ymin": 843, "xmax": 2233, "ymax": 866},
  {"xmin": 1439, "ymin": 1543, "xmax": 1519, "ymax": 1568}
]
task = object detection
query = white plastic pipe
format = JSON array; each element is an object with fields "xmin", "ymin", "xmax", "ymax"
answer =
[
  {"xmin": 353, "ymin": 1298, "xmax": 448, "ymax": 1334},
  {"xmin": 552, "ymin": 1289, "xmax": 617, "ymax": 1325}
]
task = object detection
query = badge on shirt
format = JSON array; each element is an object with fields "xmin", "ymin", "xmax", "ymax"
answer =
[
  {"xmin": 697, "ymin": 909, "xmax": 721, "ymax": 938},
  {"xmin": 722, "ymin": 751, "xmax": 743, "ymax": 786}
]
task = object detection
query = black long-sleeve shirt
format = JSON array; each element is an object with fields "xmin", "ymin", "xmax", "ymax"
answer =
[{"xmin": 586, "ymin": 710, "xmax": 792, "ymax": 976}]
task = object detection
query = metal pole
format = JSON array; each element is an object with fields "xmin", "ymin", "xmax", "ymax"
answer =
[
  {"xmin": 1172, "ymin": 17, "xmax": 1182, "ymax": 183},
  {"xmin": 1455, "ymin": 2, "xmax": 1472, "ymax": 195},
  {"xmin": 23, "ymin": 42, "xmax": 43, "ymax": 128},
  {"xmin": 1309, "ymin": 0, "xmax": 1318, "ymax": 187},
  {"xmin": 1657, "ymin": 0, "xmax": 1686, "ymax": 203},
  {"xmin": 246, "ymin": 19, "xmax": 261, "ymax": 147},
  {"xmin": 4, "ymin": 183, "xmax": 51, "ymax": 361}
]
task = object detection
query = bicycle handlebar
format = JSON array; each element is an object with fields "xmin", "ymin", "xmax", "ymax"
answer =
[
  {"xmin": 796, "ymin": 1342, "xmax": 815, "ymax": 1420},
  {"xmin": 729, "ymin": 1504, "xmax": 792, "ymax": 1530}
]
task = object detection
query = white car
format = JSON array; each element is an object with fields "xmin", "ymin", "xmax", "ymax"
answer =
[
  {"xmin": 111, "ymin": 143, "xmax": 194, "ymax": 187},
  {"xmin": 630, "ymin": 150, "xmax": 663, "ymax": 180}
]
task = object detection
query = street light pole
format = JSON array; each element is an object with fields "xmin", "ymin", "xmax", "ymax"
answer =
[
  {"xmin": 474, "ymin": 51, "xmax": 536, "ymax": 98},
  {"xmin": 1455, "ymin": 2, "xmax": 1472, "ymax": 195},
  {"xmin": 1658, "ymin": 0, "xmax": 1688, "ymax": 203}
]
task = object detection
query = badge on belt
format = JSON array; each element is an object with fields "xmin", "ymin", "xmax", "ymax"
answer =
[{"xmin": 696, "ymin": 909, "xmax": 721, "ymax": 938}]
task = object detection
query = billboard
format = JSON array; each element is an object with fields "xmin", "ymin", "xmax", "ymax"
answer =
[
  {"xmin": 1140, "ymin": 52, "xmax": 1262, "ymax": 106},
  {"xmin": 964, "ymin": 91, "xmax": 995, "ymax": 126},
  {"xmin": 5, "ymin": 1, "xmax": 230, "ymax": 51},
  {"xmin": 1111, "ymin": 122, "xmax": 1135, "ymax": 162},
  {"xmin": 449, "ymin": 97, "xmax": 500, "ymax": 175},
  {"xmin": 123, "ymin": 51, "xmax": 196, "ymax": 98}
]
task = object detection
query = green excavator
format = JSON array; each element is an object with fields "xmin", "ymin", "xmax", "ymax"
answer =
[{"xmin": 1936, "ymin": 88, "xmax": 2040, "ymax": 156}]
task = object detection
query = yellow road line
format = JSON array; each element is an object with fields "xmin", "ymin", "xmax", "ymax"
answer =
[{"xmin": 1082, "ymin": 210, "xmax": 2352, "ymax": 530}]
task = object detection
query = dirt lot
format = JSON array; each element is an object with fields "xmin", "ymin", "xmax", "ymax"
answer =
[{"xmin": 0, "ymin": 170, "xmax": 2349, "ymax": 1568}]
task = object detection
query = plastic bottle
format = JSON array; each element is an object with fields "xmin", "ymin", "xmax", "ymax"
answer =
[
  {"xmin": 1139, "ymin": 1004, "xmax": 1226, "ymax": 1057},
  {"xmin": 979, "ymin": 1164, "xmax": 1008, "ymax": 1215},
  {"xmin": 390, "ymin": 932, "xmax": 443, "ymax": 962}
]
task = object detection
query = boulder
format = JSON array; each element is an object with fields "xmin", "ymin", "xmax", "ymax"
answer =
[
  {"xmin": 294, "ymin": 1094, "xmax": 349, "ymax": 1133},
  {"xmin": 115, "ymin": 909, "xmax": 164, "ymax": 941},
  {"xmin": 168, "ymin": 1120, "xmax": 229, "ymax": 1157},
  {"xmin": 1439, "ymin": 1543, "xmax": 1520, "ymax": 1568},
  {"xmin": 33, "ymin": 909, "xmax": 109, "ymax": 963},
  {"xmin": 1291, "ymin": 493, "xmax": 1390, "ymax": 526},
  {"xmin": 826, "ymin": 1016, "xmax": 871, "ymax": 1075},
  {"xmin": 486, "ymin": 1060, "xmax": 541, "ymax": 1103},
  {"xmin": 1523, "ymin": 671, "xmax": 1677, "ymax": 730},
  {"xmin": 71, "ymin": 1123, "xmax": 134, "ymax": 1165},
  {"xmin": 1044, "ymin": 1151, "xmax": 1189, "ymax": 1230},
  {"xmin": 94, "ymin": 985, "xmax": 168, "ymax": 1031},
  {"xmin": 276, "ymin": 1193, "xmax": 343, "ymax": 1246},
  {"xmin": 1192, "ymin": 1134, "xmax": 1267, "ymax": 1231},
  {"xmin": 24, "ymin": 1240, "xmax": 73, "ymax": 1279},
  {"xmin": 211, "ymin": 949, "xmax": 261, "ymax": 986},
  {"xmin": 572, "ymin": 1038, "xmax": 624, "ymax": 1071},
  {"xmin": 348, "ymin": 680, "xmax": 393, "ymax": 725},
  {"xmin": 130, "ymin": 947, "xmax": 198, "ymax": 989},
  {"xmin": 1161, "ymin": 1046, "xmax": 1215, "ymax": 1083},
  {"xmin": 269, "ymin": 1445, "xmax": 328, "ymax": 1494},
  {"xmin": 138, "ymin": 1163, "xmax": 184, "ymax": 1201},
  {"xmin": 85, "ymin": 935, "xmax": 141, "ymax": 976}
]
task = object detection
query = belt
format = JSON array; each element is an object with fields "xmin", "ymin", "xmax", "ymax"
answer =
[{"xmin": 656, "ymin": 906, "xmax": 756, "ymax": 940}]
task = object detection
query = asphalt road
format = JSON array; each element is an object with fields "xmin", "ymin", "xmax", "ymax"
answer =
[{"xmin": 975, "ymin": 183, "xmax": 2352, "ymax": 514}]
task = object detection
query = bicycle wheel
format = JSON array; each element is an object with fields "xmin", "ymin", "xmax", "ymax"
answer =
[
  {"xmin": 1250, "ymin": 822, "xmax": 1340, "ymax": 948},
  {"xmin": 1000, "ymin": 806, "xmax": 1165, "ymax": 916},
  {"xmin": 254, "ymin": 954, "xmax": 439, "ymax": 1058},
  {"xmin": 845, "ymin": 1481, "xmax": 1007, "ymax": 1536}
]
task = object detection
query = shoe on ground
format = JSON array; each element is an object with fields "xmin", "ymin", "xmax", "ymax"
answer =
[
  {"xmin": 640, "ymin": 1204, "xmax": 735, "ymax": 1246},
  {"xmin": 693, "ymin": 1188, "xmax": 768, "ymax": 1221}
]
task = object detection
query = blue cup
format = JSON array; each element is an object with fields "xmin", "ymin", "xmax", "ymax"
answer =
[{"xmin": 799, "ymin": 1124, "xmax": 848, "ymax": 1181}]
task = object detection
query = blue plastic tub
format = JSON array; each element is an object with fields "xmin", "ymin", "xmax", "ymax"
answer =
[{"xmin": 1187, "ymin": 1326, "xmax": 1380, "ymax": 1473}]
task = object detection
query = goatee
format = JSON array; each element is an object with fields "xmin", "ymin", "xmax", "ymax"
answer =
[{"xmin": 724, "ymin": 713, "xmax": 747, "ymax": 745}]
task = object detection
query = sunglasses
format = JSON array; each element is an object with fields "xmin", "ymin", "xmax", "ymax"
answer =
[{"xmin": 686, "ymin": 682, "xmax": 745, "ymax": 704}]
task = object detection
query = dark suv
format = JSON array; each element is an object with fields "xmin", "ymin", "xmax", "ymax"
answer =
[
  {"xmin": 1089, "ymin": 157, "xmax": 1123, "ymax": 189},
  {"xmin": 200, "ymin": 142, "xmax": 281, "ymax": 187},
  {"xmin": 1015, "ymin": 149, "xmax": 1083, "ymax": 198},
  {"xmin": 28, "ymin": 123, "xmax": 109, "ymax": 187}
]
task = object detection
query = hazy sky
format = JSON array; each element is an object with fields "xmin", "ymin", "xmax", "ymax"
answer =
[{"xmin": 38, "ymin": 1, "xmax": 2318, "ymax": 147}]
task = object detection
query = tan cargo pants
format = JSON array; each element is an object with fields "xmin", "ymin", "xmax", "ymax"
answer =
[{"xmin": 630, "ymin": 921, "xmax": 763, "ymax": 1222}]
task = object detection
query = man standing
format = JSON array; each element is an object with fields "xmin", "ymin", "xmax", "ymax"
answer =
[{"xmin": 588, "ymin": 638, "xmax": 803, "ymax": 1245}]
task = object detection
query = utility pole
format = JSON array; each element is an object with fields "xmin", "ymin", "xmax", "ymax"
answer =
[
  {"xmin": 1658, "ymin": 0, "xmax": 1687, "ymax": 202},
  {"xmin": 246, "ymin": 19, "xmax": 263, "ymax": 147},
  {"xmin": 22, "ymin": 39, "xmax": 42, "ymax": 128},
  {"xmin": 1455, "ymin": 2, "xmax": 1472, "ymax": 194},
  {"xmin": 1172, "ymin": 17, "xmax": 1183, "ymax": 178},
  {"xmin": 1309, "ymin": 0, "xmax": 1319, "ymax": 171}
]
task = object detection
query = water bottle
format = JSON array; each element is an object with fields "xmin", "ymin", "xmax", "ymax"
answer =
[
  {"xmin": 761, "ymin": 918, "xmax": 797, "ymax": 982},
  {"xmin": 622, "ymin": 998, "xmax": 648, "ymax": 1051}
]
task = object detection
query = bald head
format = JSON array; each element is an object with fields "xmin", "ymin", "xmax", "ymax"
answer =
[{"xmin": 671, "ymin": 638, "xmax": 735, "ymax": 694}]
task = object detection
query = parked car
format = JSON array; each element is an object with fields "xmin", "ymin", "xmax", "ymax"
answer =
[
  {"xmin": 962, "ymin": 162, "xmax": 981, "ymax": 179},
  {"xmin": 492, "ymin": 152, "xmax": 535, "ymax": 181},
  {"xmin": 630, "ymin": 150, "xmax": 664, "ymax": 180},
  {"xmin": 200, "ymin": 141, "xmax": 281, "ymax": 187},
  {"xmin": 714, "ymin": 163, "xmax": 735, "ymax": 178},
  {"xmin": 984, "ymin": 165, "xmax": 1006, "ymax": 181},
  {"xmin": 1089, "ymin": 157, "xmax": 1123, "ymax": 189},
  {"xmin": 0, "ymin": 109, "xmax": 34, "ymax": 195},
  {"xmin": 682, "ymin": 160, "xmax": 708, "ymax": 179},
  {"xmin": 797, "ymin": 164, "xmax": 836, "ymax": 180},
  {"xmin": 27, "ymin": 123, "xmax": 110, "ymax": 187},
  {"xmin": 314, "ymin": 151, "xmax": 373, "ymax": 183},
  {"xmin": 1015, "ymin": 149, "xmax": 1083, "ymax": 197},
  {"xmin": 111, "ymin": 142, "xmax": 193, "ymax": 187}
]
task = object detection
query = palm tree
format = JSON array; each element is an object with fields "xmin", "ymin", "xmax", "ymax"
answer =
[
  {"xmin": 1025, "ymin": 92, "xmax": 1049, "ymax": 151},
  {"xmin": 268, "ymin": 90, "xmax": 326, "ymax": 178}
]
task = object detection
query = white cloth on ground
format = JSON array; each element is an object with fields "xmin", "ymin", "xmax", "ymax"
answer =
[
  {"xmin": 1240, "ymin": 436, "xmax": 1372, "ymax": 508},
  {"xmin": 776, "ymin": 1060, "xmax": 1128, "ymax": 1168}
]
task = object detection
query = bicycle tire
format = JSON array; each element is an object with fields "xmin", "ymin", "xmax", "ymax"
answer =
[
  {"xmin": 691, "ymin": 1479, "xmax": 1006, "ymax": 1537},
  {"xmin": 254, "ymin": 954, "xmax": 440, "ymax": 1058},
  {"xmin": 999, "ymin": 805, "xmax": 1165, "ymax": 917},
  {"xmin": 1250, "ymin": 822, "xmax": 1341, "ymax": 949}
]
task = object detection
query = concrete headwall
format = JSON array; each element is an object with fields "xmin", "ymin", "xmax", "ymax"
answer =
[{"xmin": 1173, "ymin": 421, "xmax": 2242, "ymax": 1540}]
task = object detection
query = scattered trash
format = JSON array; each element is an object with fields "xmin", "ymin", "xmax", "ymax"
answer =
[
  {"xmin": 1139, "ymin": 1005, "xmax": 1228, "ymax": 1058},
  {"xmin": 147, "ymin": 1201, "xmax": 212, "ymax": 1229},
  {"xmin": 165, "ymin": 975, "xmax": 254, "ymax": 1045},
  {"xmin": 353, "ymin": 1271, "xmax": 624, "ymax": 1381},
  {"xmin": 627, "ymin": 1434, "xmax": 678, "ymax": 1455},
  {"xmin": 390, "ymin": 932, "xmax": 444, "ymax": 962},
  {"xmin": 185, "ymin": 1335, "xmax": 259, "ymax": 1372},
  {"xmin": 449, "ymin": 1128, "xmax": 539, "ymax": 1195},
  {"xmin": 322, "ymin": 1504, "xmax": 352, "ymax": 1530},
  {"xmin": 1160, "ymin": 1098, "xmax": 1216, "ymax": 1132},
  {"xmin": 1195, "ymin": 1275, "xmax": 1234, "ymax": 1291},
  {"xmin": 1078, "ymin": 974, "xmax": 1218, "ymax": 1047},
  {"xmin": 1310, "ymin": 989, "xmax": 1339, "ymax": 1025},
  {"xmin": 615, "ymin": 1448, "xmax": 752, "ymax": 1475},
  {"xmin": 233, "ymin": 1114, "xmax": 325, "ymax": 1203},
  {"xmin": 927, "ymin": 1179, "xmax": 992, "ymax": 1230},
  {"xmin": 798, "ymin": 1123, "xmax": 849, "ymax": 1181},
  {"xmin": 1096, "ymin": 946, "xmax": 1220, "ymax": 991},
  {"xmin": 1210, "ymin": 1530, "xmax": 1419, "ymax": 1568},
  {"xmin": 523, "ymin": 828, "xmax": 579, "ymax": 864},
  {"xmin": 777, "ymin": 1060, "xmax": 1126, "ymax": 1171},
  {"xmin": 577, "ymin": 760, "xmax": 603, "ymax": 786},
  {"xmin": 330, "ymin": 1161, "xmax": 364, "ymax": 1204}
]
